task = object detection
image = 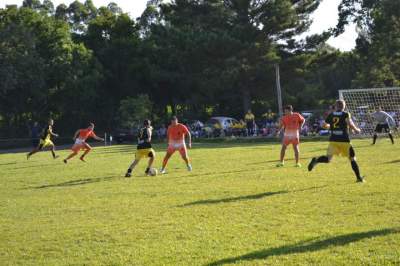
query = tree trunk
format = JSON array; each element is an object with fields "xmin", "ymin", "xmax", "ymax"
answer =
[{"xmin": 242, "ymin": 89, "xmax": 251, "ymax": 113}]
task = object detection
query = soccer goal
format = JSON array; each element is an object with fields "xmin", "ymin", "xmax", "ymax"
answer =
[{"xmin": 339, "ymin": 87, "xmax": 400, "ymax": 135}]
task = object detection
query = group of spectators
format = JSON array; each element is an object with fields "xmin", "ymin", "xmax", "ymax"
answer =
[{"xmin": 147, "ymin": 105, "xmax": 400, "ymax": 140}]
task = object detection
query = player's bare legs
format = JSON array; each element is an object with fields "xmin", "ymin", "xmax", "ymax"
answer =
[
  {"xmin": 50, "ymin": 145, "xmax": 58, "ymax": 159},
  {"xmin": 79, "ymin": 144, "xmax": 92, "ymax": 162},
  {"xmin": 293, "ymin": 143, "xmax": 300, "ymax": 166},
  {"xmin": 125, "ymin": 159, "xmax": 140, "ymax": 177},
  {"xmin": 64, "ymin": 151, "xmax": 78, "ymax": 163},
  {"xmin": 161, "ymin": 151, "xmax": 173, "ymax": 174},
  {"xmin": 277, "ymin": 144, "xmax": 287, "ymax": 167},
  {"xmin": 180, "ymin": 148, "xmax": 192, "ymax": 171},
  {"xmin": 27, "ymin": 147, "xmax": 40, "ymax": 159},
  {"xmin": 126, "ymin": 152, "xmax": 155, "ymax": 177}
]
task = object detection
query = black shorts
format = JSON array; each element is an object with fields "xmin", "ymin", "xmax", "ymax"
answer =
[{"xmin": 375, "ymin": 124, "xmax": 390, "ymax": 133}]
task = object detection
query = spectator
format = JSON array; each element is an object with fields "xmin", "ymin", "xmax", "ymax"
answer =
[
  {"xmin": 301, "ymin": 123, "xmax": 309, "ymax": 136},
  {"xmin": 214, "ymin": 122, "xmax": 222, "ymax": 137},
  {"xmin": 158, "ymin": 124, "xmax": 167, "ymax": 139},
  {"xmin": 245, "ymin": 110, "xmax": 255, "ymax": 136},
  {"xmin": 203, "ymin": 126, "xmax": 213, "ymax": 138},
  {"xmin": 312, "ymin": 119, "xmax": 320, "ymax": 135},
  {"xmin": 262, "ymin": 109, "xmax": 276, "ymax": 127}
]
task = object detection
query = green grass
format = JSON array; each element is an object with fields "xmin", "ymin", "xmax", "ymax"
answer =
[{"xmin": 1, "ymin": 139, "xmax": 400, "ymax": 265}]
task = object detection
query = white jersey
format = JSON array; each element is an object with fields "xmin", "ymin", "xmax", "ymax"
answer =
[{"xmin": 372, "ymin": 111, "xmax": 395, "ymax": 125}]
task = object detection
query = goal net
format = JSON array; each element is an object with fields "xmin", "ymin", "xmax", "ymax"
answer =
[{"xmin": 339, "ymin": 87, "xmax": 400, "ymax": 135}]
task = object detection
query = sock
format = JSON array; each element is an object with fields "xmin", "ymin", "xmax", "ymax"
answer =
[
  {"xmin": 127, "ymin": 169, "xmax": 132, "ymax": 174},
  {"xmin": 373, "ymin": 134, "xmax": 377, "ymax": 144},
  {"xmin": 145, "ymin": 167, "xmax": 150, "ymax": 174},
  {"xmin": 389, "ymin": 133, "xmax": 394, "ymax": 144},
  {"xmin": 351, "ymin": 160, "xmax": 362, "ymax": 179},
  {"xmin": 317, "ymin": 156, "xmax": 329, "ymax": 163},
  {"xmin": 51, "ymin": 150, "xmax": 56, "ymax": 158}
]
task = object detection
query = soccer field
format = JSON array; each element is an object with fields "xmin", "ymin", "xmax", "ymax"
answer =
[{"xmin": 1, "ymin": 139, "xmax": 399, "ymax": 265}]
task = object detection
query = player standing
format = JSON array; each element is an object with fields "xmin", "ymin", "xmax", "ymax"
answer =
[
  {"xmin": 125, "ymin": 120, "xmax": 156, "ymax": 177},
  {"xmin": 63, "ymin": 123, "xmax": 104, "ymax": 163},
  {"xmin": 160, "ymin": 116, "xmax": 192, "ymax": 174},
  {"xmin": 308, "ymin": 100, "xmax": 365, "ymax": 183},
  {"xmin": 371, "ymin": 106, "xmax": 396, "ymax": 144},
  {"xmin": 276, "ymin": 105, "xmax": 305, "ymax": 167},
  {"xmin": 27, "ymin": 119, "xmax": 59, "ymax": 160}
]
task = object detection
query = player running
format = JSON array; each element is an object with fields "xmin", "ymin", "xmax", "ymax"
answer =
[
  {"xmin": 27, "ymin": 119, "xmax": 59, "ymax": 160},
  {"xmin": 160, "ymin": 116, "xmax": 192, "ymax": 174},
  {"xmin": 276, "ymin": 105, "xmax": 305, "ymax": 167},
  {"xmin": 308, "ymin": 100, "xmax": 365, "ymax": 183},
  {"xmin": 125, "ymin": 120, "xmax": 156, "ymax": 177},
  {"xmin": 63, "ymin": 123, "xmax": 104, "ymax": 163},
  {"xmin": 371, "ymin": 106, "xmax": 396, "ymax": 144}
]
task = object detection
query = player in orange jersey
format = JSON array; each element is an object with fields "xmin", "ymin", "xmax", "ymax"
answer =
[
  {"xmin": 160, "ymin": 116, "xmax": 192, "ymax": 174},
  {"xmin": 63, "ymin": 123, "xmax": 104, "ymax": 163},
  {"xmin": 276, "ymin": 105, "xmax": 305, "ymax": 167}
]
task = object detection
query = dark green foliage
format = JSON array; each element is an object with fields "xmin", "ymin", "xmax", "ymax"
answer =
[{"xmin": 0, "ymin": 0, "xmax": 397, "ymax": 137}]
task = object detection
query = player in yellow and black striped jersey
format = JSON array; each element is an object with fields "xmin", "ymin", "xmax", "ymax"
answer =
[
  {"xmin": 27, "ymin": 119, "xmax": 59, "ymax": 160},
  {"xmin": 125, "ymin": 120, "xmax": 156, "ymax": 177},
  {"xmin": 308, "ymin": 100, "xmax": 365, "ymax": 183}
]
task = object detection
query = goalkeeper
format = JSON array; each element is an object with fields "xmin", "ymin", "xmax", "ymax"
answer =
[{"xmin": 371, "ymin": 106, "xmax": 396, "ymax": 145}]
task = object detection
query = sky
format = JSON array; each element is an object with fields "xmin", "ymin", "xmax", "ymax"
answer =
[{"xmin": 0, "ymin": 0, "xmax": 357, "ymax": 51}]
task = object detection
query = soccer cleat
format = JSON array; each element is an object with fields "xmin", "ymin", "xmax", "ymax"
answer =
[
  {"xmin": 79, "ymin": 156, "xmax": 86, "ymax": 162},
  {"xmin": 187, "ymin": 164, "xmax": 193, "ymax": 172},
  {"xmin": 54, "ymin": 155, "xmax": 59, "ymax": 159},
  {"xmin": 308, "ymin": 158, "xmax": 317, "ymax": 172},
  {"xmin": 356, "ymin": 176, "xmax": 365, "ymax": 183},
  {"xmin": 125, "ymin": 172, "xmax": 132, "ymax": 178},
  {"xmin": 160, "ymin": 169, "xmax": 166, "ymax": 174},
  {"xmin": 276, "ymin": 162, "xmax": 284, "ymax": 167},
  {"xmin": 63, "ymin": 159, "xmax": 67, "ymax": 164},
  {"xmin": 295, "ymin": 163, "xmax": 302, "ymax": 168}
]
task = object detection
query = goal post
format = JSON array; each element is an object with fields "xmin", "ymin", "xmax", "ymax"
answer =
[{"xmin": 339, "ymin": 87, "xmax": 400, "ymax": 135}]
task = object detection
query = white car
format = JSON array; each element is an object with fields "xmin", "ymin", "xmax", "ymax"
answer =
[{"xmin": 206, "ymin": 117, "xmax": 239, "ymax": 130}]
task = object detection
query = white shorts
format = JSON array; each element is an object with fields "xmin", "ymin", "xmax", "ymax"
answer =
[
  {"xmin": 75, "ymin": 138, "xmax": 86, "ymax": 145},
  {"xmin": 169, "ymin": 142, "xmax": 185, "ymax": 149}
]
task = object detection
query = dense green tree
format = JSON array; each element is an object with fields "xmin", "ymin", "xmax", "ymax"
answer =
[
  {"xmin": 3, "ymin": 0, "xmax": 399, "ymax": 139},
  {"xmin": 337, "ymin": 0, "xmax": 400, "ymax": 87},
  {"xmin": 0, "ymin": 4, "xmax": 99, "ymax": 137},
  {"xmin": 118, "ymin": 95, "xmax": 153, "ymax": 129}
]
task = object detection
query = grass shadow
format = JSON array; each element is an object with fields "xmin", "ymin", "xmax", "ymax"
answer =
[
  {"xmin": 207, "ymin": 228, "xmax": 400, "ymax": 266},
  {"xmin": 30, "ymin": 176, "xmax": 119, "ymax": 189},
  {"xmin": 179, "ymin": 186, "xmax": 327, "ymax": 207},
  {"xmin": 385, "ymin": 159, "xmax": 400, "ymax": 164},
  {"xmin": 9, "ymin": 163, "xmax": 56, "ymax": 170},
  {"xmin": 173, "ymin": 168, "xmax": 262, "ymax": 179},
  {"xmin": 179, "ymin": 190, "xmax": 288, "ymax": 207},
  {"xmin": 0, "ymin": 162, "xmax": 18, "ymax": 166},
  {"xmin": 249, "ymin": 156, "xmax": 315, "ymax": 165},
  {"xmin": 94, "ymin": 147, "xmax": 135, "ymax": 154}
]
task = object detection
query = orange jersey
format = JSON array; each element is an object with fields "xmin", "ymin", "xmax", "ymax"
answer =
[
  {"xmin": 77, "ymin": 129, "xmax": 96, "ymax": 141},
  {"xmin": 168, "ymin": 123, "xmax": 190, "ymax": 143},
  {"xmin": 281, "ymin": 113, "xmax": 305, "ymax": 138}
]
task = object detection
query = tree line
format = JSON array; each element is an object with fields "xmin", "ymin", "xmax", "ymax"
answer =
[{"xmin": 0, "ymin": 0, "xmax": 399, "ymax": 138}]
